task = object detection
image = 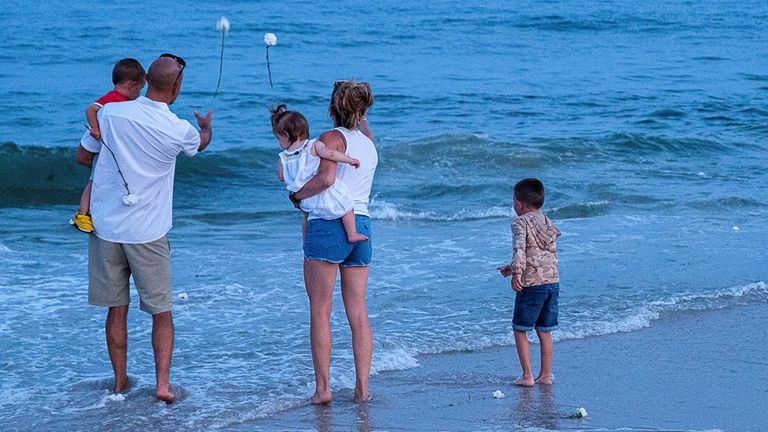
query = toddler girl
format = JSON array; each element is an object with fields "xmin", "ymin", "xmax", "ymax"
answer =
[{"xmin": 272, "ymin": 104, "xmax": 368, "ymax": 243}]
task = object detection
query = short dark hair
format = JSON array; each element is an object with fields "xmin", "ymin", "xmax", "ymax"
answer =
[
  {"xmin": 513, "ymin": 178, "xmax": 545, "ymax": 209},
  {"xmin": 270, "ymin": 104, "xmax": 309, "ymax": 143},
  {"xmin": 112, "ymin": 58, "xmax": 146, "ymax": 85}
]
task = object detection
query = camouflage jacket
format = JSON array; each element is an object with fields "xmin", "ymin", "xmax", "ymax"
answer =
[{"xmin": 511, "ymin": 211, "xmax": 561, "ymax": 287}]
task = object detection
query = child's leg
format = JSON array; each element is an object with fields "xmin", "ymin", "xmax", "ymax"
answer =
[
  {"xmin": 79, "ymin": 180, "xmax": 93, "ymax": 214},
  {"xmin": 341, "ymin": 210, "xmax": 368, "ymax": 243},
  {"xmin": 535, "ymin": 330, "xmax": 554, "ymax": 384},
  {"xmin": 302, "ymin": 212, "xmax": 308, "ymax": 244},
  {"xmin": 513, "ymin": 330, "xmax": 535, "ymax": 386}
]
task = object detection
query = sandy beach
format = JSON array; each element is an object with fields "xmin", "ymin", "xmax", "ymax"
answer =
[{"xmin": 254, "ymin": 303, "xmax": 767, "ymax": 431}]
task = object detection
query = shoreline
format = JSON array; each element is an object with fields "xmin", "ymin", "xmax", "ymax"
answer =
[{"xmin": 253, "ymin": 302, "xmax": 767, "ymax": 431}]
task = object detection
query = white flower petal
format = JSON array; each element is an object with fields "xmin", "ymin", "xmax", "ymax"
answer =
[
  {"xmin": 264, "ymin": 32, "xmax": 277, "ymax": 46},
  {"xmin": 216, "ymin": 17, "xmax": 231, "ymax": 33},
  {"xmin": 122, "ymin": 194, "xmax": 139, "ymax": 206}
]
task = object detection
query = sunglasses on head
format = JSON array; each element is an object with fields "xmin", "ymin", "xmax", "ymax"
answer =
[
  {"xmin": 159, "ymin": 53, "xmax": 186, "ymax": 68},
  {"xmin": 160, "ymin": 53, "xmax": 186, "ymax": 84}
]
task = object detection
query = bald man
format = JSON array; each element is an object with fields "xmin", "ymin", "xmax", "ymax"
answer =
[{"xmin": 77, "ymin": 54, "xmax": 213, "ymax": 403}]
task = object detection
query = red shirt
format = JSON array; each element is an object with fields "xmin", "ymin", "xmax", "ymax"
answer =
[{"xmin": 94, "ymin": 90, "xmax": 128, "ymax": 107}]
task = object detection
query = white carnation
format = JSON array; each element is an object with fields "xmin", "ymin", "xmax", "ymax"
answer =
[
  {"xmin": 177, "ymin": 292, "xmax": 189, "ymax": 301},
  {"xmin": 492, "ymin": 390, "xmax": 505, "ymax": 399},
  {"xmin": 216, "ymin": 17, "xmax": 231, "ymax": 33},
  {"xmin": 264, "ymin": 32, "xmax": 277, "ymax": 46},
  {"xmin": 575, "ymin": 407, "xmax": 588, "ymax": 418},
  {"xmin": 122, "ymin": 194, "xmax": 139, "ymax": 206},
  {"xmin": 107, "ymin": 393, "xmax": 126, "ymax": 402}
]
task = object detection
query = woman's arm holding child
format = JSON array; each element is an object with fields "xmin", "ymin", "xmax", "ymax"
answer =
[
  {"xmin": 291, "ymin": 130, "xmax": 344, "ymax": 204},
  {"xmin": 313, "ymin": 140, "xmax": 360, "ymax": 168}
]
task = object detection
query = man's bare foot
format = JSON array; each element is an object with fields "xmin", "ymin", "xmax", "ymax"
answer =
[
  {"xmin": 353, "ymin": 391, "xmax": 372, "ymax": 403},
  {"xmin": 535, "ymin": 374, "xmax": 553, "ymax": 385},
  {"xmin": 513, "ymin": 375, "xmax": 535, "ymax": 387},
  {"xmin": 156, "ymin": 384, "xmax": 176, "ymax": 404},
  {"xmin": 114, "ymin": 375, "xmax": 129, "ymax": 394},
  {"xmin": 310, "ymin": 390, "xmax": 333, "ymax": 405},
  {"xmin": 347, "ymin": 233, "xmax": 369, "ymax": 243}
]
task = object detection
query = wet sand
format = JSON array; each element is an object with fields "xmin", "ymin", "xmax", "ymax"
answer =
[{"xmin": 254, "ymin": 303, "xmax": 767, "ymax": 431}]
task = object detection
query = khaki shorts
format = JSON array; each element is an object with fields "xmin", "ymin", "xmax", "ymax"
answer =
[{"xmin": 88, "ymin": 235, "xmax": 172, "ymax": 315}]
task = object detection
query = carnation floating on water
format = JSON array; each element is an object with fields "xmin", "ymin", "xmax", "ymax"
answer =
[
  {"xmin": 571, "ymin": 407, "xmax": 588, "ymax": 418},
  {"xmin": 107, "ymin": 393, "xmax": 126, "ymax": 402},
  {"xmin": 214, "ymin": 17, "xmax": 231, "ymax": 96},
  {"xmin": 492, "ymin": 390, "xmax": 505, "ymax": 399},
  {"xmin": 177, "ymin": 292, "xmax": 189, "ymax": 301},
  {"xmin": 263, "ymin": 32, "xmax": 277, "ymax": 88},
  {"xmin": 732, "ymin": 225, "xmax": 740, "ymax": 231},
  {"xmin": 122, "ymin": 194, "xmax": 138, "ymax": 206}
]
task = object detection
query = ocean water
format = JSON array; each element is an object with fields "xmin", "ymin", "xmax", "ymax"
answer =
[{"xmin": 1, "ymin": 0, "xmax": 768, "ymax": 430}]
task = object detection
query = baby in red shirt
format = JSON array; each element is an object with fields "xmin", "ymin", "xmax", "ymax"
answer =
[{"xmin": 72, "ymin": 58, "xmax": 146, "ymax": 233}]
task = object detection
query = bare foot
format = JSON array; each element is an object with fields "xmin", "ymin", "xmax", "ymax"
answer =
[
  {"xmin": 114, "ymin": 375, "xmax": 129, "ymax": 394},
  {"xmin": 353, "ymin": 390, "xmax": 372, "ymax": 403},
  {"xmin": 310, "ymin": 390, "xmax": 333, "ymax": 405},
  {"xmin": 347, "ymin": 233, "xmax": 369, "ymax": 243},
  {"xmin": 513, "ymin": 375, "xmax": 535, "ymax": 387},
  {"xmin": 535, "ymin": 374, "xmax": 553, "ymax": 385},
  {"xmin": 156, "ymin": 384, "xmax": 176, "ymax": 404}
]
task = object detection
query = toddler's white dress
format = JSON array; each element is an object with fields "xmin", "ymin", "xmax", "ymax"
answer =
[{"xmin": 279, "ymin": 139, "xmax": 353, "ymax": 220}]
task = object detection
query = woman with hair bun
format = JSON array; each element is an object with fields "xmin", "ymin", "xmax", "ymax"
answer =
[{"xmin": 290, "ymin": 80, "xmax": 377, "ymax": 404}]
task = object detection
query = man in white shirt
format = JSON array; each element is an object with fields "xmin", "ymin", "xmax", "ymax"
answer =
[{"xmin": 77, "ymin": 54, "xmax": 213, "ymax": 403}]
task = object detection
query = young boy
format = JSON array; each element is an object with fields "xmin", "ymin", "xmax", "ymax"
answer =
[
  {"xmin": 498, "ymin": 178, "xmax": 561, "ymax": 387},
  {"xmin": 71, "ymin": 58, "xmax": 146, "ymax": 233}
]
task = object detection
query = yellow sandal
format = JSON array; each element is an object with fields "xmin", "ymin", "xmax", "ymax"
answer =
[{"xmin": 70, "ymin": 214, "xmax": 94, "ymax": 233}]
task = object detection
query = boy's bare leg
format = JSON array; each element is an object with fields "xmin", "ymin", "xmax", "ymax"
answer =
[
  {"xmin": 79, "ymin": 181, "xmax": 93, "ymax": 215},
  {"xmin": 106, "ymin": 305, "xmax": 129, "ymax": 393},
  {"xmin": 302, "ymin": 212, "xmax": 308, "ymax": 244},
  {"xmin": 513, "ymin": 330, "xmax": 535, "ymax": 386},
  {"xmin": 152, "ymin": 311, "xmax": 175, "ymax": 403},
  {"xmin": 341, "ymin": 211, "xmax": 368, "ymax": 243},
  {"xmin": 535, "ymin": 330, "xmax": 554, "ymax": 384}
]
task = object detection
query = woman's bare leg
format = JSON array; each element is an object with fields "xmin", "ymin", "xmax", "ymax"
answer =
[
  {"xmin": 304, "ymin": 258, "xmax": 339, "ymax": 404},
  {"xmin": 340, "ymin": 265, "xmax": 372, "ymax": 402}
]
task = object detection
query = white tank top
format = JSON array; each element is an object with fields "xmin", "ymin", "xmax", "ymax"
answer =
[{"xmin": 334, "ymin": 127, "xmax": 378, "ymax": 217}]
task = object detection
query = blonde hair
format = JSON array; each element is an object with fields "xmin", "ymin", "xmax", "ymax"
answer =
[{"xmin": 330, "ymin": 81, "xmax": 373, "ymax": 130}]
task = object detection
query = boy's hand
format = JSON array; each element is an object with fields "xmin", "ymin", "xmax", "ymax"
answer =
[
  {"xmin": 497, "ymin": 264, "xmax": 512, "ymax": 277},
  {"xmin": 348, "ymin": 158, "xmax": 361, "ymax": 169},
  {"xmin": 90, "ymin": 128, "xmax": 101, "ymax": 140},
  {"xmin": 512, "ymin": 274, "xmax": 524, "ymax": 292}
]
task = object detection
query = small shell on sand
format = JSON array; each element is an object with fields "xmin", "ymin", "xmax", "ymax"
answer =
[{"xmin": 492, "ymin": 390, "xmax": 505, "ymax": 399}]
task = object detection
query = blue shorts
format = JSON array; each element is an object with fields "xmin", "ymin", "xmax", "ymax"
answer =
[
  {"xmin": 303, "ymin": 215, "xmax": 372, "ymax": 267},
  {"xmin": 513, "ymin": 282, "xmax": 559, "ymax": 332}
]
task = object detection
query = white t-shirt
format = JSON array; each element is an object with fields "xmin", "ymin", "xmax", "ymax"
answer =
[{"xmin": 80, "ymin": 96, "xmax": 200, "ymax": 244}]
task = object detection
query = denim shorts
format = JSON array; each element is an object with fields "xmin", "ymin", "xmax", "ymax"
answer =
[
  {"xmin": 513, "ymin": 282, "xmax": 559, "ymax": 332},
  {"xmin": 304, "ymin": 215, "xmax": 372, "ymax": 267}
]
